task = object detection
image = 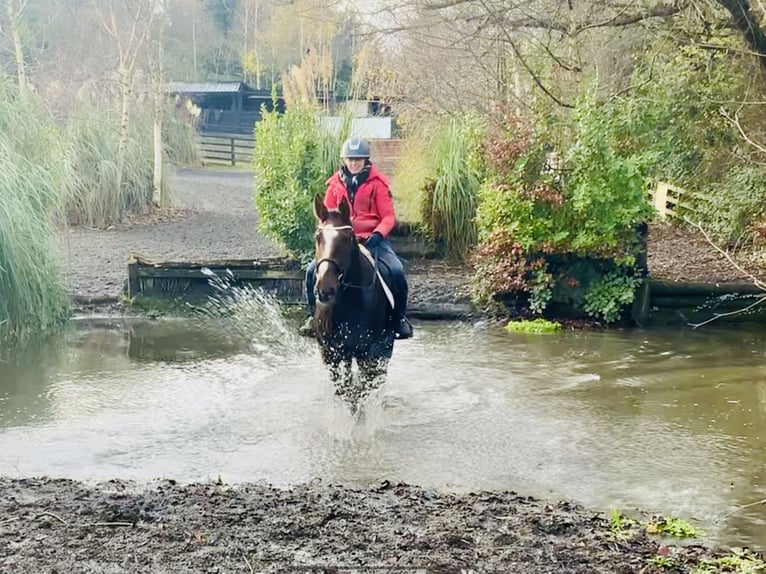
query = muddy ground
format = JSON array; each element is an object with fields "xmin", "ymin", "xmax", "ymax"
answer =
[{"xmin": 2, "ymin": 168, "xmax": 764, "ymax": 573}]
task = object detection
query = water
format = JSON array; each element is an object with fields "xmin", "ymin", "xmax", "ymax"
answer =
[{"xmin": 2, "ymin": 300, "xmax": 766, "ymax": 550}]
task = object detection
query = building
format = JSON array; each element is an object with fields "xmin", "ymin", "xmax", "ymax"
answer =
[{"xmin": 166, "ymin": 81, "xmax": 285, "ymax": 135}]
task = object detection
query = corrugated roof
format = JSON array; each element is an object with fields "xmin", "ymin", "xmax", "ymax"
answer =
[{"xmin": 166, "ymin": 81, "xmax": 252, "ymax": 94}]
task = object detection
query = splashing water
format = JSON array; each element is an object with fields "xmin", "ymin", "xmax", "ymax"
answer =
[{"xmin": 194, "ymin": 267, "xmax": 315, "ymax": 366}]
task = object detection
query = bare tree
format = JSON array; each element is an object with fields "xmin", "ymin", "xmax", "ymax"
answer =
[
  {"xmin": 361, "ymin": 0, "xmax": 766, "ymax": 116},
  {"xmin": 4, "ymin": 0, "xmax": 28, "ymax": 94},
  {"xmin": 94, "ymin": 0, "xmax": 160, "ymax": 191}
]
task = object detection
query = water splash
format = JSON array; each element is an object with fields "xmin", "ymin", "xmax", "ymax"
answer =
[{"xmin": 194, "ymin": 267, "xmax": 315, "ymax": 366}]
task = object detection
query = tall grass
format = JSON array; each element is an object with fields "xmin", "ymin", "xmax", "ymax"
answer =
[
  {"xmin": 62, "ymin": 108, "xmax": 158, "ymax": 227},
  {"xmin": 393, "ymin": 116, "xmax": 485, "ymax": 258},
  {"xmin": 0, "ymin": 82, "xmax": 68, "ymax": 343},
  {"xmin": 163, "ymin": 113, "xmax": 201, "ymax": 167}
]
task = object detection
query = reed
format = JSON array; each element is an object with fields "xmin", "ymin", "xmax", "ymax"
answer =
[
  {"xmin": 61, "ymin": 108, "xmax": 156, "ymax": 227},
  {"xmin": 0, "ymin": 86, "xmax": 68, "ymax": 342},
  {"xmin": 428, "ymin": 117, "xmax": 484, "ymax": 258}
]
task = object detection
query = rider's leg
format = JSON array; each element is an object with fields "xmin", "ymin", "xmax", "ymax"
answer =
[
  {"xmin": 299, "ymin": 260, "xmax": 318, "ymax": 336},
  {"xmin": 372, "ymin": 241, "xmax": 413, "ymax": 339}
]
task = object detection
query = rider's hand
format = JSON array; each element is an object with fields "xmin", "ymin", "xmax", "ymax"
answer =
[{"xmin": 365, "ymin": 232, "xmax": 383, "ymax": 250}]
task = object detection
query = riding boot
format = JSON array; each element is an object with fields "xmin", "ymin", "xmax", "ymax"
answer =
[
  {"xmin": 394, "ymin": 315, "xmax": 413, "ymax": 340},
  {"xmin": 299, "ymin": 315, "xmax": 315, "ymax": 337}
]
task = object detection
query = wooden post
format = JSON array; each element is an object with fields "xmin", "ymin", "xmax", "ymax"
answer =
[
  {"xmin": 654, "ymin": 182, "xmax": 669, "ymax": 218},
  {"xmin": 631, "ymin": 280, "xmax": 651, "ymax": 326},
  {"xmin": 230, "ymin": 137, "xmax": 236, "ymax": 166},
  {"xmin": 127, "ymin": 256, "xmax": 140, "ymax": 298}
]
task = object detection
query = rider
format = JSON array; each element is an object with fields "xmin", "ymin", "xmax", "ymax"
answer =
[{"xmin": 300, "ymin": 137, "xmax": 414, "ymax": 340}]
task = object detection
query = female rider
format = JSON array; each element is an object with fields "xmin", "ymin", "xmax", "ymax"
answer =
[{"xmin": 300, "ymin": 137, "xmax": 413, "ymax": 340}]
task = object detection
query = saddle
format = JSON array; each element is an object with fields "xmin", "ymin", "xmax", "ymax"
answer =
[{"xmin": 359, "ymin": 244, "xmax": 395, "ymax": 310}]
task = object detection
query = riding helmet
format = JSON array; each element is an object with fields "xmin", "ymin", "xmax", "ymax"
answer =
[{"xmin": 340, "ymin": 137, "xmax": 370, "ymax": 159}]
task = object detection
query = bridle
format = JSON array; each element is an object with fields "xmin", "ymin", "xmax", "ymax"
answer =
[{"xmin": 315, "ymin": 223, "xmax": 377, "ymax": 290}]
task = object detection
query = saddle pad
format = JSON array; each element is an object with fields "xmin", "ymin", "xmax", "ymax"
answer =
[{"xmin": 359, "ymin": 245, "xmax": 395, "ymax": 310}]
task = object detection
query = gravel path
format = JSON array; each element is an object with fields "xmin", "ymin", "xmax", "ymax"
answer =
[
  {"xmin": 58, "ymin": 169, "xmax": 285, "ymax": 300},
  {"xmin": 57, "ymin": 168, "xmax": 474, "ymax": 314}
]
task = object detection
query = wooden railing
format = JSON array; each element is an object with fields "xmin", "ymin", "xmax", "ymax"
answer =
[
  {"xmin": 648, "ymin": 181, "xmax": 711, "ymax": 219},
  {"xmin": 198, "ymin": 132, "xmax": 255, "ymax": 166}
]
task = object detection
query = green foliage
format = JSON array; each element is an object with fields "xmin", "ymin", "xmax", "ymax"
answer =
[
  {"xmin": 471, "ymin": 102, "xmax": 650, "ymax": 322},
  {"xmin": 504, "ymin": 318, "xmax": 561, "ymax": 334},
  {"xmin": 692, "ymin": 166, "xmax": 766, "ymax": 246},
  {"xmin": 0, "ymin": 81, "xmax": 68, "ymax": 342},
  {"xmin": 253, "ymin": 105, "xmax": 340, "ymax": 262},
  {"xmin": 645, "ymin": 517, "xmax": 704, "ymax": 539},
  {"xmin": 608, "ymin": 509, "xmax": 638, "ymax": 540},
  {"xmin": 565, "ymin": 96, "xmax": 656, "ymax": 261},
  {"xmin": 604, "ymin": 40, "xmax": 766, "ymax": 245},
  {"xmin": 618, "ymin": 40, "xmax": 751, "ymax": 187},
  {"xmin": 691, "ymin": 549, "xmax": 766, "ymax": 574},
  {"xmin": 420, "ymin": 116, "xmax": 485, "ymax": 259},
  {"xmin": 583, "ymin": 268, "xmax": 642, "ymax": 323}
]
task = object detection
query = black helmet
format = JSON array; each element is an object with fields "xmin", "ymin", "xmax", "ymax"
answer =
[{"xmin": 340, "ymin": 137, "xmax": 370, "ymax": 159}]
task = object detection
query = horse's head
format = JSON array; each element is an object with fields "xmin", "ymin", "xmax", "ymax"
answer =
[{"xmin": 313, "ymin": 194, "xmax": 356, "ymax": 306}]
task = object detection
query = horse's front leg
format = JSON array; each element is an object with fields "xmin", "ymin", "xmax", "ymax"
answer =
[{"xmin": 358, "ymin": 356, "xmax": 389, "ymax": 391}]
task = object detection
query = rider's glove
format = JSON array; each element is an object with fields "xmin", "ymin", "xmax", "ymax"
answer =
[{"xmin": 365, "ymin": 232, "xmax": 384, "ymax": 250}]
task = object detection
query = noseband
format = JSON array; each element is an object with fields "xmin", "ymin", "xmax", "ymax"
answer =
[
  {"xmin": 315, "ymin": 223, "xmax": 376, "ymax": 290},
  {"xmin": 316, "ymin": 224, "xmax": 353, "ymax": 278}
]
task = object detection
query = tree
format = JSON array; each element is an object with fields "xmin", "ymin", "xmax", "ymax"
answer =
[{"xmin": 364, "ymin": 0, "xmax": 766, "ymax": 117}]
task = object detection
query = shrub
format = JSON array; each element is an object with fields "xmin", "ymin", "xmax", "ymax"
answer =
[
  {"xmin": 471, "ymin": 101, "xmax": 651, "ymax": 323},
  {"xmin": 253, "ymin": 104, "xmax": 341, "ymax": 263},
  {"xmin": 692, "ymin": 166, "xmax": 766, "ymax": 247}
]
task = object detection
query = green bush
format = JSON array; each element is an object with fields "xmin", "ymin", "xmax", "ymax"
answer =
[
  {"xmin": 253, "ymin": 104, "xmax": 342, "ymax": 263},
  {"xmin": 471, "ymin": 101, "xmax": 650, "ymax": 323},
  {"xmin": 692, "ymin": 166, "xmax": 766, "ymax": 246}
]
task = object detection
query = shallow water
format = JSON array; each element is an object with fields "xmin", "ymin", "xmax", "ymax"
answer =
[{"xmin": 2, "ymin": 309, "xmax": 766, "ymax": 550}]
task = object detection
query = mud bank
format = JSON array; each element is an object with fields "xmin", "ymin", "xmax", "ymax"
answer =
[{"xmin": 0, "ymin": 477, "xmax": 732, "ymax": 573}]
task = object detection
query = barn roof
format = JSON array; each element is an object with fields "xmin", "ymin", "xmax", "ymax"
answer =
[{"xmin": 166, "ymin": 81, "xmax": 254, "ymax": 94}]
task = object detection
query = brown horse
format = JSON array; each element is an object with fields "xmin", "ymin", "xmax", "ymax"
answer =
[{"xmin": 312, "ymin": 194, "xmax": 396, "ymax": 404}]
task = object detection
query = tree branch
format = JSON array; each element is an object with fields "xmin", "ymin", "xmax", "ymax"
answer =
[
  {"xmin": 716, "ymin": 0, "xmax": 766, "ymax": 75},
  {"xmin": 720, "ymin": 106, "xmax": 766, "ymax": 155}
]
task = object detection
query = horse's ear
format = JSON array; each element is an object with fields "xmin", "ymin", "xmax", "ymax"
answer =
[
  {"xmin": 314, "ymin": 194, "xmax": 328, "ymax": 221},
  {"xmin": 338, "ymin": 196, "xmax": 351, "ymax": 224}
]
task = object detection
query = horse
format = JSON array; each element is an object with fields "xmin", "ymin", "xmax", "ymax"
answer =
[{"xmin": 311, "ymin": 193, "xmax": 396, "ymax": 405}]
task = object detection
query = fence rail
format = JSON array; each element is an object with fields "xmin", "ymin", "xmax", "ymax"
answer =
[
  {"xmin": 198, "ymin": 133, "xmax": 255, "ymax": 166},
  {"xmin": 648, "ymin": 181, "xmax": 712, "ymax": 219}
]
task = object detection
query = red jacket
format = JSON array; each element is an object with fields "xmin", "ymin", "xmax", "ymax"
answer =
[{"xmin": 324, "ymin": 165, "xmax": 396, "ymax": 240}]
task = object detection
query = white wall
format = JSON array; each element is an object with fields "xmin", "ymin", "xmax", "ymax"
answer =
[{"xmin": 318, "ymin": 116, "xmax": 392, "ymax": 139}]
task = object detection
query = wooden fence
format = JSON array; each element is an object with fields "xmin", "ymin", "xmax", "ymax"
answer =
[
  {"xmin": 648, "ymin": 181, "xmax": 712, "ymax": 219},
  {"xmin": 198, "ymin": 133, "xmax": 255, "ymax": 166}
]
